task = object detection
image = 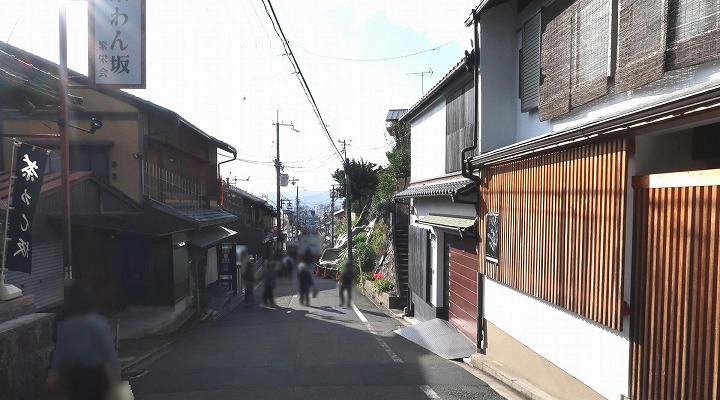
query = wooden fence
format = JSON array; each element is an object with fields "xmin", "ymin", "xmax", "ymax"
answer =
[{"xmin": 479, "ymin": 138, "xmax": 628, "ymax": 330}]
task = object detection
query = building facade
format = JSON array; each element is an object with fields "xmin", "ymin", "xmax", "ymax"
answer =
[{"xmin": 468, "ymin": 0, "xmax": 720, "ymax": 399}]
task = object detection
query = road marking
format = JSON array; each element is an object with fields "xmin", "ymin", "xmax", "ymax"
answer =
[
  {"xmin": 353, "ymin": 304, "xmax": 403, "ymax": 363},
  {"xmin": 420, "ymin": 385, "xmax": 441, "ymax": 399}
]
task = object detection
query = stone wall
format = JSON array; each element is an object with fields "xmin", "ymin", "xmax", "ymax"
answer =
[{"xmin": 0, "ymin": 296, "xmax": 56, "ymax": 400}]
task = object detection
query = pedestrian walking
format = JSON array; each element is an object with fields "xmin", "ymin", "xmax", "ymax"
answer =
[
  {"xmin": 282, "ymin": 252, "xmax": 295, "ymax": 280},
  {"xmin": 242, "ymin": 257, "xmax": 256, "ymax": 305},
  {"xmin": 46, "ymin": 279, "xmax": 120, "ymax": 400},
  {"xmin": 297, "ymin": 262, "xmax": 314, "ymax": 306},
  {"xmin": 338, "ymin": 261, "xmax": 355, "ymax": 308},
  {"xmin": 263, "ymin": 259, "xmax": 278, "ymax": 307}
]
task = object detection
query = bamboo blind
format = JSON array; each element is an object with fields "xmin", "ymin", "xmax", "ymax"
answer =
[
  {"xmin": 630, "ymin": 171, "xmax": 720, "ymax": 400},
  {"xmin": 479, "ymin": 138, "xmax": 628, "ymax": 330}
]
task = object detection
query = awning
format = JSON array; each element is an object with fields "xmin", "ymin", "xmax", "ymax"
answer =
[
  {"xmin": 394, "ymin": 179, "xmax": 475, "ymax": 200},
  {"xmin": 70, "ymin": 212, "xmax": 194, "ymax": 237},
  {"xmin": 416, "ymin": 214, "xmax": 476, "ymax": 233},
  {"xmin": 189, "ymin": 226, "xmax": 237, "ymax": 249}
]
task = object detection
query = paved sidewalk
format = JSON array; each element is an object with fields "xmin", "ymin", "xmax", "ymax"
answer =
[{"xmin": 118, "ymin": 282, "xmax": 237, "ymax": 373}]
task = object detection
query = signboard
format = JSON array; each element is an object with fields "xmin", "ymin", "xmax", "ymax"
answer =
[
  {"xmin": 6, "ymin": 144, "xmax": 49, "ymax": 274},
  {"xmin": 88, "ymin": 0, "xmax": 146, "ymax": 88},
  {"xmin": 485, "ymin": 212, "xmax": 499, "ymax": 264},
  {"xmin": 280, "ymin": 174, "xmax": 289, "ymax": 187}
]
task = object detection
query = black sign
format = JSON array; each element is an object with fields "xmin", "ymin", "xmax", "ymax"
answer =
[
  {"xmin": 217, "ymin": 243, "xmax": 236, "ymax": 276},
  {"xmin": 485, "ymin": 212, "xmax": 499, "ymax": 264},
  {"xmin": 6, "ymin": 144, "xmax": 49, "ymax": 274}
]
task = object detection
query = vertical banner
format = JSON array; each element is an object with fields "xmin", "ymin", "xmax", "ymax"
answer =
[
  {"xmin": 6, "ymin": 144, "xmax": 49, "ymax": 274},
  {"xmin": 88, "ymin": 0, "xmax": 146, "ymax": 88}
]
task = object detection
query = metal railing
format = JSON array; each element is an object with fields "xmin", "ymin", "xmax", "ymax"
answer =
[{"xmin": 143, "ymin": 161, "xmax": 204, "ymax": 210}]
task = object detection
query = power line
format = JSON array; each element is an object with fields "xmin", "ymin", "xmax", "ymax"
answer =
[
  {"xmin": 294, "ymin": 40, "xmax": 456, "ymax": 62},
  {"xmin": 262, "ymin": 0, "xmax": 344, "ymax": 163}
]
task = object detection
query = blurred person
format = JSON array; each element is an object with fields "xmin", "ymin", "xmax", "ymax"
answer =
[
  {"xmin": 263, "ymin": 258, "xmax": 278, "ymax": 307},
  {"xmin": 338, "ymin": 261, "xmax": 355, "ymax": 308},
  {"xmin": 282, "ymin": 251, "xmax": 295, "ymax": 280},
  {"xmin": 297, "ymin": 262, "xmax": 314, "ymax": 306},
  {"xmin": 46, "ymin": 280, "xmax": 120, "ymax": 400},
  {"xmin": 242, "ymin": 256, "xmax": 256, "ymax": 305}
]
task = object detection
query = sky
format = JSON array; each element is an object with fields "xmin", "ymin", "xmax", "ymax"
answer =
[{"xmin": 0, "ymin": 1, "xmax": 477, "ymax": 207}]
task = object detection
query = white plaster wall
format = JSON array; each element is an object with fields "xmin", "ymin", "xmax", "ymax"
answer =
[
  {"xmin": 409, "ymin": 99, "xmax": 446, "ymax": 182},
  {"xmin": 479, "ymin": 1, "xmax": 519, "ymax": 153},
  {"xmin": 484, "ymin": 278, "xmax": 629, "ymax": 400}
]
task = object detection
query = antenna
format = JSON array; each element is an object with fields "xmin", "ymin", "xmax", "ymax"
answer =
[{"xmin": 406, "ymin": 68, "xmax": 433, "ymax": 95}]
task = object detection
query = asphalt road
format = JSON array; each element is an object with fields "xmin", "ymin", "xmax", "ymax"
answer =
[{"xmin": 126, "ymin": 276, "xmax": 508, "ymax": 400}]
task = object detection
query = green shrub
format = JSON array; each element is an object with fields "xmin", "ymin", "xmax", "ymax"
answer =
[
  {"xmin": 370, "ymin": 223, "xmax": 388, "ymax": 256},
  {"xmin": 372, "ymin": 277, "xmax": 394, "ymax": 293},
  {"xmin": 353, "ymin": 232, "xmax": 367, "ymax": 244}
]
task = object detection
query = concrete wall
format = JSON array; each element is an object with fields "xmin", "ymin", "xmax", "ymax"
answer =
[
  {"xmin": 484, "ymin": 277, "xmax": 629, "ymax": 400},
  {"xmin": 0, "ymin": 296, "xmax": 55, "ymax": 400}
]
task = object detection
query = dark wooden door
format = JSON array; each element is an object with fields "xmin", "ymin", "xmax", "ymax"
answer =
[{"xmin": 446, "ymin": 234, "xmax": 478, "ymax": 343}]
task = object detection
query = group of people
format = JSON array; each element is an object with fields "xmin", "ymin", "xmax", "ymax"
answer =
[{"xmin": 240, "ymin": 251, "xmax": 356, "ymax": 309}]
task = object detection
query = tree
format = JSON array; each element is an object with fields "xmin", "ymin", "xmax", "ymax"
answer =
[
  {"xmin": 332, "ymin": 158, "xmax": 378, "ymax": 211},
  {"xmin": 385, "ymin": 121, "xmax": 411, "ymax": 179}
]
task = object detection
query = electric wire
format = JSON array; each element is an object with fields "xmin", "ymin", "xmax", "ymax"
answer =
[
  {"xmin": 262, "ymin": 0, "xmax": 344, "ymax": 163},
  {"xmin": 294, "ymin": 40, "xmax": 456, "ymax": 62}
]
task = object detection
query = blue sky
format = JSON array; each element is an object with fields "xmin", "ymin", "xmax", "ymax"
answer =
[{"xmin": 0, "ymin": 1, "xmax": 478, "ymax": 206}]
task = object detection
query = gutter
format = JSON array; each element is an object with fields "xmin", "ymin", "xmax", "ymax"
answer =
[
  {"xmin": 471, "ymin": 82, "xmax": 720, "ymax": 168},
  {"xmin": 460, "ymin": 8, "xmax": 482, "ymax": 189}
]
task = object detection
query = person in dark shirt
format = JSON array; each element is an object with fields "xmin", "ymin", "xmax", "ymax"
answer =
[
  {"xmin": 263, "ymin": 259, "xmax": 278, "ymax": 307},
  {"xmin": 297, "ymin": 262, "xmax": 314, "ymax": 306},
  {"xmin": 338, "ymin": 261, "xmax": 355, "ymax": 308},
  {"xmin": 47, "ymin": 280, "xmax": 120, "ymax": 400}
]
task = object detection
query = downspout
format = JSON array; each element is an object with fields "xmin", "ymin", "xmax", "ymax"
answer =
[
  {"xmin": 461, "ymin": 7, "xmax": 482, "ymax": 189},
  {"xmin": 460, "ymin": 7, "xmax": 484, "ymax": 353},
  {"xmin": 217, "ymin": 150, "xmax": 237, "ymax": 205}
]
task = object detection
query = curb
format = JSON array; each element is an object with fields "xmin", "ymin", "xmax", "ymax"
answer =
[{"xmin": 466, "ymin": 354, "xmax": 558, "ymax": 400}]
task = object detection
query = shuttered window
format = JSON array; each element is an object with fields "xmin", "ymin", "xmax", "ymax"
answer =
[
  {"xmin": 616, "ymin": 0, "xmax": 668, "ymax": 92},
  {"xmin": 409, "ymin": 225, "xmax": 430, "ymax": 301},
  {"xmin": 539, "ymin": 0, "xmax": 611, "ymax": 120},
  {"xmin": 571, "ymin": 0, "xmax": 612, "ymax": 108},
  {"xmin": 445, "ymin": 81, "xmax": 475, "ymax": 173},
  {"xmin": 520, "ymin": 13, "xmax": 541, "ymax": 112},
  {"xmin": 667, "ymin": 0, "xmax": 720, "ymax": 69}
]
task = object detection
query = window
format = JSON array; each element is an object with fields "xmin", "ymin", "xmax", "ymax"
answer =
[
  {"xmin": 520, "ymin": 13, "xmax": 541, "ymax": 112},
  {"xmin": 667, "ymin": 0, "xmax": 720, "ymax": 69},
  {"xmin": 445, "ymin": 81, "xmax": 475, "ymax": 173},
  {"xmin": 539, "ymin": 0, "xmax": 612, "ymax": 120}
]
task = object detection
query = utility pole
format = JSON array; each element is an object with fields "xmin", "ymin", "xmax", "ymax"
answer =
[
  {"xmin": 290, "ymin": 178, "xmax": 299, "ymax": 239},
  {"xmin": 339, "ymin": 140, "xmax": 352, "ymax": 268},
  {"xmin": 330, "ymin": 184, "xmax": 337, "ymax": 247},
  {"xmin": 273, "ymin": 110, "xmax": 298, "ymax": 253}
]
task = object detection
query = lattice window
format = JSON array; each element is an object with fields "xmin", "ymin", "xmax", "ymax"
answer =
[{"xmin": 667, "ymin": 0, "xmax": 720, "ymax": 68}]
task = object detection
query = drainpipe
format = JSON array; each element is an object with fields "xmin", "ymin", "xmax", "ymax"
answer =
[
  {"xmin": 461, "ymin": 7, "xmax": 482, "ymax": 189},
  {"xmin": 460, "ymin": 7, "xmax": 484, "ymax": 353},
  {"xmin": 217, "ymin": 151, "xmax": 237, "ymax": 205}
]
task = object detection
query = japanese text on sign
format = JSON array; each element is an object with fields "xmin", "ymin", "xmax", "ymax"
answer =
[{"xmin": 89, "ymin": 0, "xmax": 145, "ymax": 88}]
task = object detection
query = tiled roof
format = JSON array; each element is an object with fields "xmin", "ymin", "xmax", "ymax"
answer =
[
  {"xmin": 394, "ymin": 179, "xmax": 474, "ymax": 199},
  {"xmin": 70, "ymin": 211, "xmax": 195, "ymax": 237},
  {"xmin": 148, "ymin": 199, "xmax": 237, "ymax": 227},
  {"xmin": 0, "ymin": 48, "xmax": 83, "ymax": 106},
  {"xmin": 400, "ymin": 58, "xmax": 468, "ymax": 122},
  {"xmin": 385, "ymin": 109, "xmax": 407, "ymax": 121}
]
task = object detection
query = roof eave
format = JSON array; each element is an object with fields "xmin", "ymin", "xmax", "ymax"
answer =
[{"xmin": 400, "ymin": 59, "xmax": 469, "ymax": 123}]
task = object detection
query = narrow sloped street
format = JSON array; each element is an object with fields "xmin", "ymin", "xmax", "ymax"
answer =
[{"xmin": 126, "ymin": 277, "xmax": 507, "ymax": 400}]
